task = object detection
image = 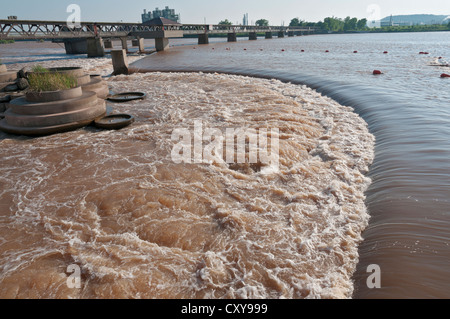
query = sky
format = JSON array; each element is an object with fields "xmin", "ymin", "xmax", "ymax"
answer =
[{"xmin": 3, "ymin": 0, "xmax": 450, "ymax": 24}]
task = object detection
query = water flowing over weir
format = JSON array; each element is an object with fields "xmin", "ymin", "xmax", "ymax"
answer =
[{"xmin": 130, "ymin": 35, "xmax": 450, "ymax": 298}]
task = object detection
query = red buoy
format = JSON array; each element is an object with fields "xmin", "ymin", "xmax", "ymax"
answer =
[
  {"xmin": 301, "ymin": 49, "xmax": 305, "ymax": 52},
  {"xmin": 325, "ymin": 50, "xmax": 329, "ymax": 53},
  {"xmin": 441, "ymin": 73, "xmax": 450, "ymax": 78},
  {"xmin": 419, "ymin": 52, "xmax": 429, "ymax": 55},
  {"xmin": 383, "ymin": 51, "xmax": 388, "ymax": 54},
  {"xmin": 373, "ymin": 70, "xmax": 383, "ymax": 75},
  {"xmin": 353, "ymin": 51, "xmax": 358, "ymax": 53}
]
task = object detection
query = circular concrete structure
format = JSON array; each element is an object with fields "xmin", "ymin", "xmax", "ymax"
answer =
[
  {"xmin": 0, "ymin": 86, "xmax": 106, "ymax": 136},
  {"xmin": 26, "ymin": 86, "xmax": 83, "ymax": 103},
  {"xmin": 82, "ymin": 77, "xmax": 109, "ymax": 99}
]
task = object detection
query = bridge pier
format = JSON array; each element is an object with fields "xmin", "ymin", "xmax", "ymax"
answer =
[
  {"xmin": 288, "ymin": 31, "xmax": 295, "ymax": 37},
  {"xmin": 155, "ymin": 38, "xmax": 169, "ymax": 51},
  {"xmin": 227, "ymin": 33, "xmax": 237, "ymax": 42},
  {"xmin": 249, "ymin": 32, "xmax": 257, "ymax": 40},
  {"xmin": 63, "ymin": 38, "xmax": 88, "ymax": 55},
  {"xmin": 198, "ymin": 34, "xmax": 209, "ymax": 45},
  {"xmin": 87, "ymin": 37, "xmax": 105, "ymax": 57},
  {"xmin": 265, "ymin": 32, "xmax": 273, "ymax": 39},
  {"xmin": 132, "ymin": 37, "xmax": 145, "ymax": 53},
  {"xmin": 111, "ymin": 49, "xmax": 129, "ymax": 75},
  {"xmin": 278, "ymin": 31, "xmax": 285, "ymax": 38},
  {"xmin": 120, "ymin": 37, "xmax": 129, "ymax": 52},
  {"xmin": 104, "ymin": 38, "xmax": 113, "ymax": 49}
]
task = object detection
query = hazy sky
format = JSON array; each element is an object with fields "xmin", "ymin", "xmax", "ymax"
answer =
[{"xmin": 3, "ymin": 0, "xmax": 450, "ymax": 24}]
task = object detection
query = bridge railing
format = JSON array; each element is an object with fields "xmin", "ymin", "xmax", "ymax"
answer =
[{"xmin": 0, "ymin": 19, "xmax": 318, "ymax": 40}]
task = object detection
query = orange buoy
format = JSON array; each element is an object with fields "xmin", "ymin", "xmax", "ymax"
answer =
[
  {"xmin": 373, "ymin": 70, "xmax": 383, "ymax": 75},
  {"xmin": 441, "ymin": 73, "xmax": 450, "ymax": 78}
]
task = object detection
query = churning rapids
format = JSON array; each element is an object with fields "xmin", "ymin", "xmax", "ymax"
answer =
[{"xmin": 0, "ymin": 70, "xmax": 374, "ymax": 299}]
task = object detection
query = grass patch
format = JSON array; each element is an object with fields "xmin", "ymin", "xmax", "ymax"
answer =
[
  {"xmin": 28, "ymin": 70, "xmax": 78, "ymax": 92},
  {"xmin": 31, "ymin": 65, "xmax": 50, "ymax": 73},
  {"xmin": 0, "ymin": 39, "xmax": 15, "ymax": 44}
]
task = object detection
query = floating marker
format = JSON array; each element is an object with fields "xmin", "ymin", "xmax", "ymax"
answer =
[
  {"xmin": 383, "ymin": 51, "xmax": 388, "ymax": 54},
  {"xmin": 301, "ymin": 50, "xmax": 305, "ymax": 52},
  {"xmin": 353, "ymin": 51, "xmax": 358, "ymax": 53},
  {"xmin": 440, "ymin": 73, "xmax": 450, "ymax": 78},
  {"xmin": 325, "ymin": 50, "xmax": 329, "ymax": 53},
  {"xmin": 282, "ymin": 49, "xmax": 285, "ymax": 52},
  {"xmin": 373, "ymin": 70, "xmax": 383, "ymax": 75}
]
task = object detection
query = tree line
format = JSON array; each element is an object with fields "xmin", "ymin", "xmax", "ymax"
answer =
[{"xmin": 218, "ymin": 17, "xmax": 450, "ymax": 33}]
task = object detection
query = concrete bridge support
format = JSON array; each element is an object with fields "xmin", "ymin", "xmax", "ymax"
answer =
[
  {"xmin": 249, "ymin": 32, "xmax": 257, "ymax": 40},
  {"xmin": 288, "ymin": 31, "xmax": 295, "ymax": 37},
  {"xmin": 132, "ymin": 37, "xmax": 145, "ymax": 53},
  {"xmin": 64, "ymin": 39, "xmax": 88, "ymax": 55},
  {"xmin": 155, "ymin": 38, "xmax": 169, "ymax": 51},
  {"xmin": 265, "ymin": 32, "xmax": 273, "ymax": 39},
  {"xmin": 227, "ymin": 33, "xmax": 237, "ymax": 42},
  {"xmin": 104, "ymin": 38, "xmax": 113, "ymax": 49},
  {"xmin": 278, "ymin": 31, "xmax": 285, "ymax": 38},
  {"xmin": 87, "ymin": 37, "xmax": 105, "ymax": 57},
  {"xmin": 120, "ymin": 37, "xmax": 128, "ymax": 52},
  {"xmin": 198, "ymin": 34, "xmax": 209, "ymax": 45},
  {"xmin": 111, "ymin": 49, "xmax": 129, "ymax": 75}
]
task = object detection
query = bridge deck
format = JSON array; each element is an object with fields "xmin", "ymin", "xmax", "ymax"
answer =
[{"xmin": 0, "ymin": 19, "xmax": 317, "ymax": 40}]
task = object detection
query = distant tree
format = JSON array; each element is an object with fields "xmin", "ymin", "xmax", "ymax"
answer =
[
  {"xmin": 290, "ymin": 18, "xmax": 300, "ymax": 27},
  {"xmin": 255, "ymin": 19, "xmax": 269, "ymax": 26},
  {"xmin": 357, "ymin": 18, "xmax": 368, "ymax": 30},
  {"xmin": 448, "ymin": 21, "xmax": 450, "ymax": 29},
  {"xmin": 218, "ymin": 19, "xmax": 232, "ymax": 26},
  {"xmin": 344, "ymin": 16, "xmax": 358, "ymax": 31}
]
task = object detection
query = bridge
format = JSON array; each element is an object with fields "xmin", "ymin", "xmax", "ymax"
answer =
[{"xmin": 0, "ymin": 19, "xmax": 318, "ymax": 56}]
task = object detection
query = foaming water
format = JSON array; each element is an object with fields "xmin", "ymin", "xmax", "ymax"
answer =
[
  {"xmin": 130, "ymin": 32, "xmax": 450, "ymax": 298},
  {"xmin": 0, "ymin": 72, "xmax": 373, "ymax": 299}
]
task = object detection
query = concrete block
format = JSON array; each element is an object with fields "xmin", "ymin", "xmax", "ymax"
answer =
[{"xmin": 111, "ymin": 49, "xmax": 129, "ymax": 75}]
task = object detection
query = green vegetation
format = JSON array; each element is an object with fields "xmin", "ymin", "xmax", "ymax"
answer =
[
  {"xmin": 218, "ymin": 19, "xmax": 233, "ymax": 26},
  {"xmin": 289, "ymin": 16, "xmax": 450, "ymax": 33},
  {"xmin": 31, "ymin": 65, "xmax": 50, "ymax": 73},
  {"xmin": 28, "ymin": 66, "xmax": 78, "ymax": 92},
  {"xmin": 290, "ymin": 16, "xmax": 368, "ymax": 32},
  {"xmin": 0, "ymin": 39, "xmax": 15, "ymax": 44},
  {"xmin": 255, "ymin": 19, "xmax": 269, "ymax": 27},
  {"xmin": 368, "ymin": 23, "xmax": 450, "ymax": 33}
]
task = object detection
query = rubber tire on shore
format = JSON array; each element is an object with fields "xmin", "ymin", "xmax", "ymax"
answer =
[
  {"xmin": 94, "ymin": 114, "xmax": 135, "ymax": 130},
  {"xmin": 107, "ymin": 92, "xmax": 146, "ymax": 103}
]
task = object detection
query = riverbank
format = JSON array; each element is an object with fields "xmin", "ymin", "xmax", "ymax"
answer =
[{"xmin": 0, "ymin": 54, "xmax": 375, "ymax": 298}]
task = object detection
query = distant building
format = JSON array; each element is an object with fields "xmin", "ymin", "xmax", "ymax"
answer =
[
  {"xmin": 142, "ymin": 6, "xmax": 180, "ymax": 23},
  {"xmin": 7, "ymin": 16, "xmax": 18, "ymax": 20},
  {"xmin": 243, "ymin": 13, "xmax": 249, "ymax": 26}
]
